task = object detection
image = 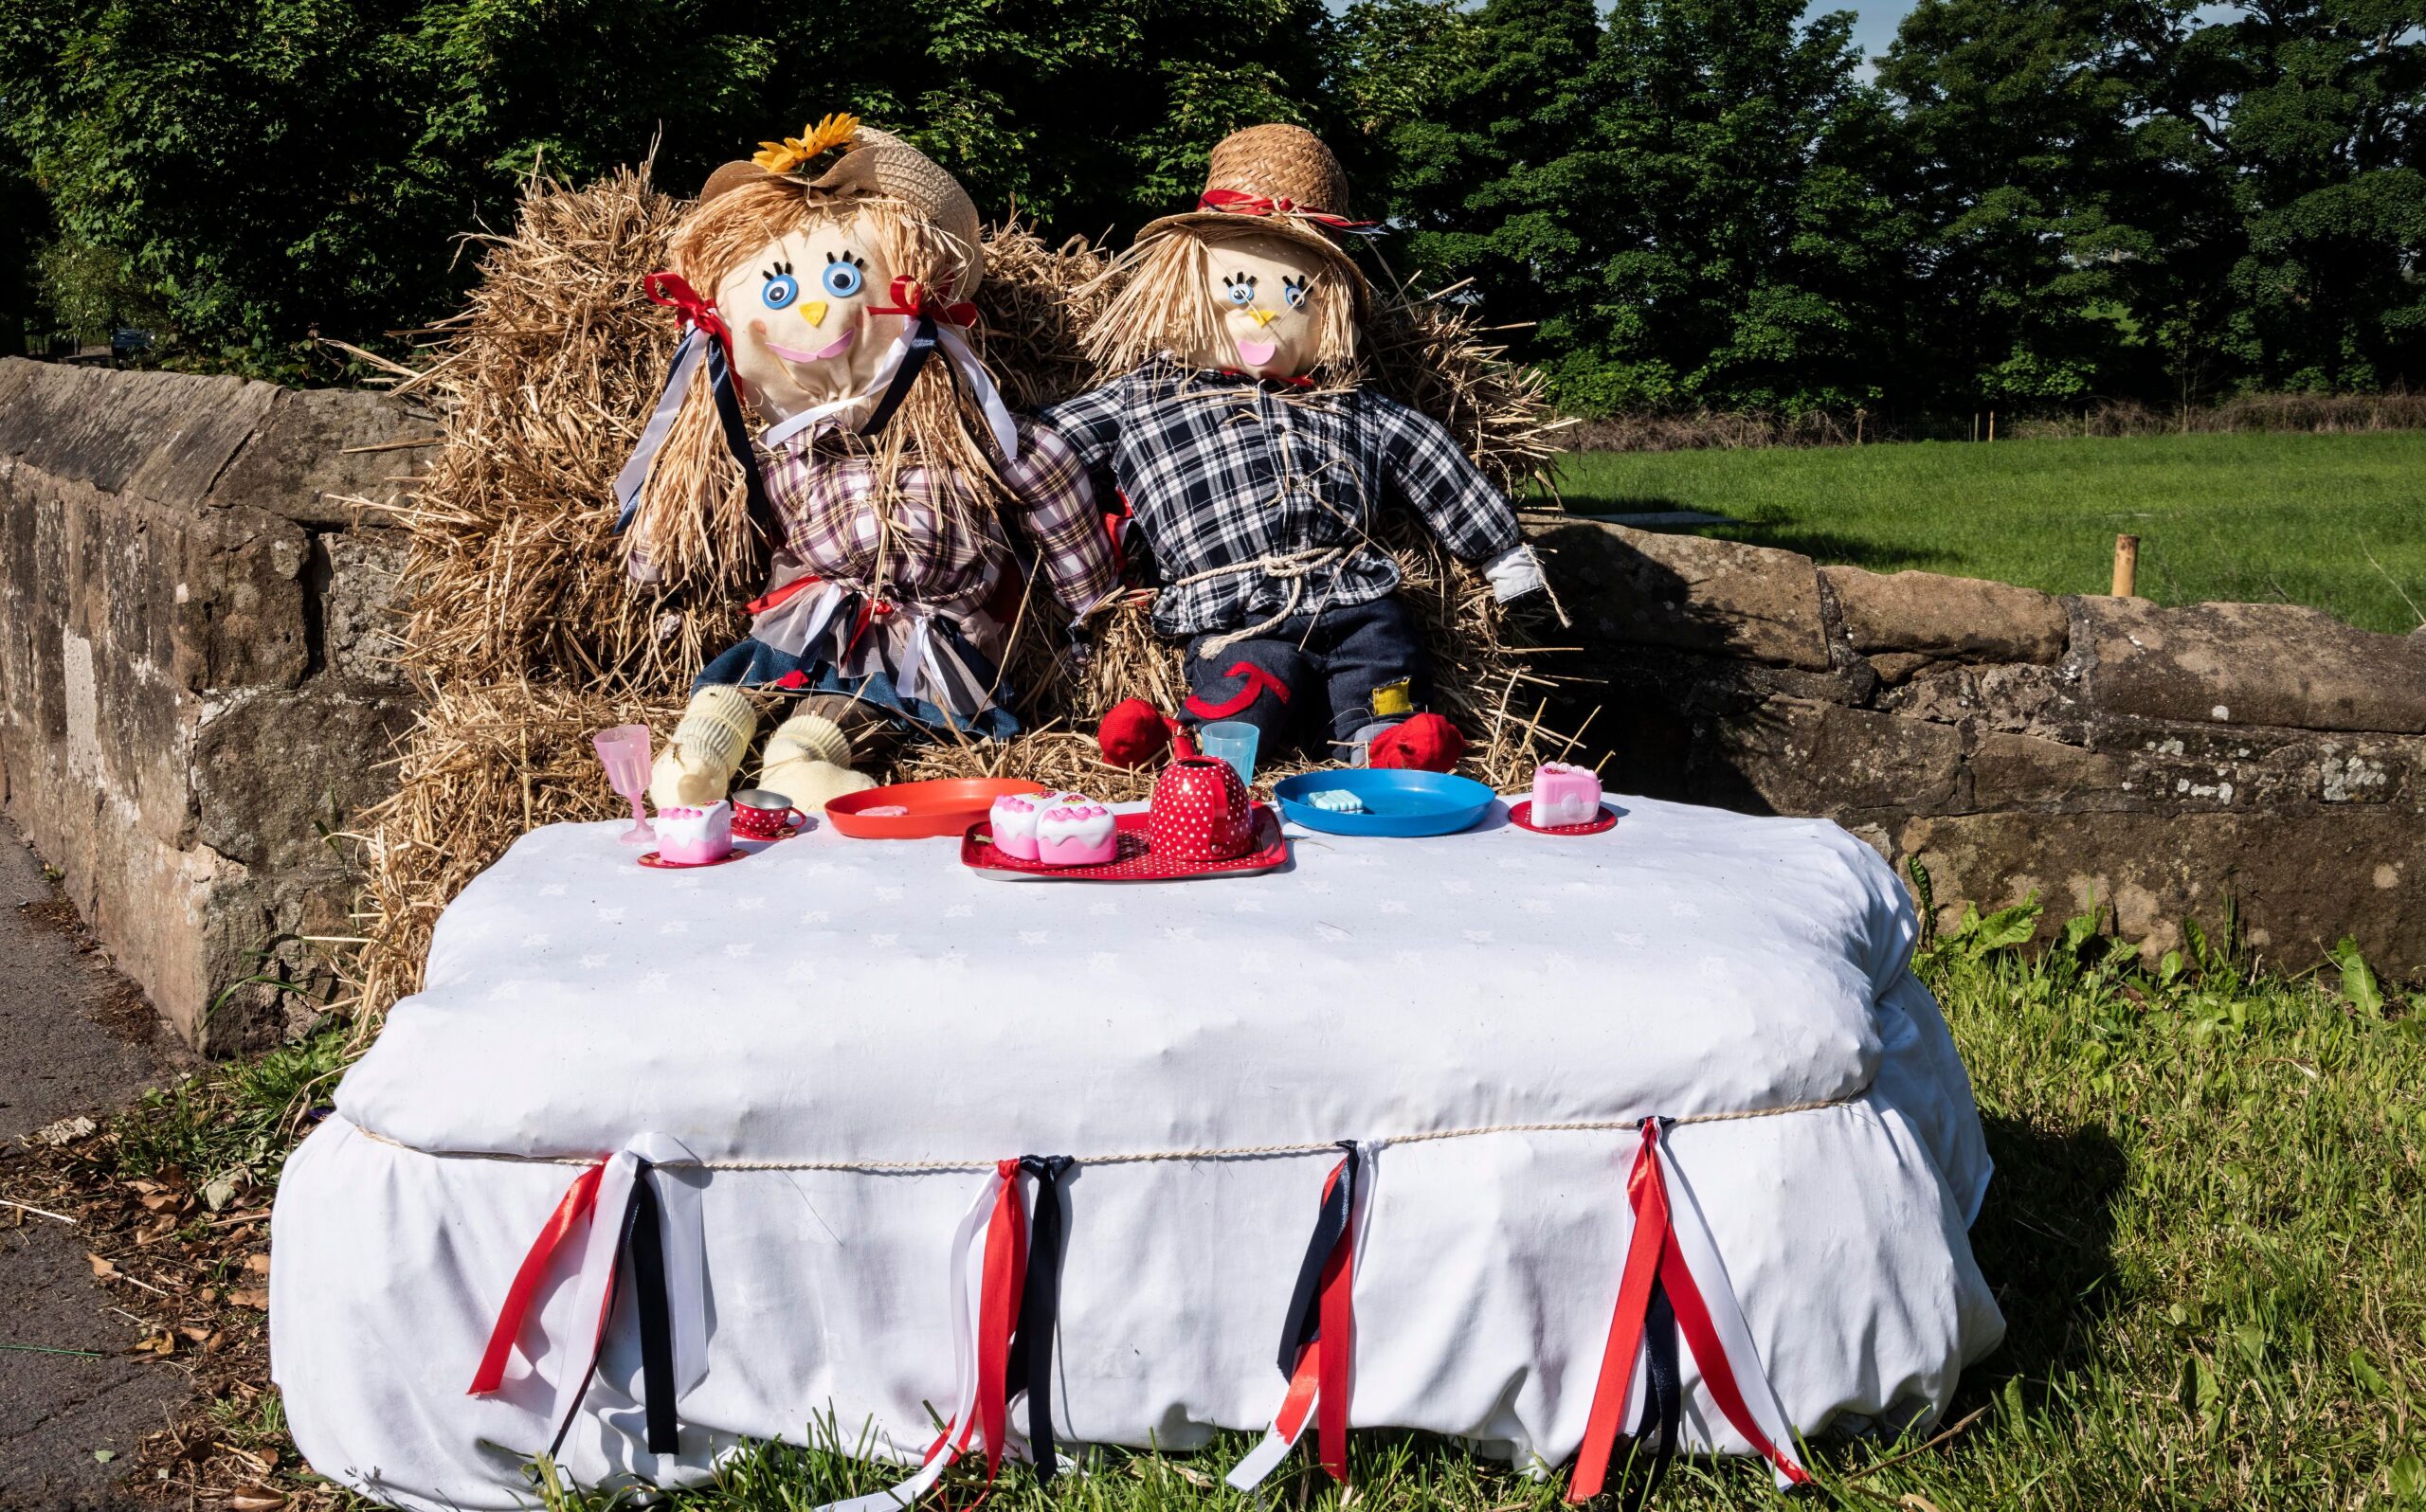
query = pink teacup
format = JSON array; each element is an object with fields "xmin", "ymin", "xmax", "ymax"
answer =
[{"xmin": 732, "ymin": 788, "xmax": 807, "ymax": 839}]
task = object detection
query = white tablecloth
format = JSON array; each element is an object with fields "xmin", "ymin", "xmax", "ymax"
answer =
[{"xmin": 272, "ymin": 795, "xmax": 2003, "ymax": 1509}]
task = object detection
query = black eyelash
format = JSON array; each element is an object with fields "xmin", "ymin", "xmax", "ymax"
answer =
[
  {"xmin": 762, "ymin": 259, "xmax": 794, "ymax": 279},
  {"xmin": 1284, "ymin": 275, "xmax": 1308, "ymax": 291},
  {"xmin": 826, "ymin": 251, "xmax": 869, "ymax": 269},
  {"xmin": 1222, "ymin": 272, "xmax": 1258, "ymax": 289}
]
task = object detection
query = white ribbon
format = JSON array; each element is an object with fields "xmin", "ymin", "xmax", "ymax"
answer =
[
  {"xmin": 818, "ymin": 1167, "xmax": 1007, "ymax": 1512},
  {"xmin": 1654, "ymin": 1137, "xmax": 1807, "ymax": 1487},
  {"xmin": 1223, "ymin": 1389, "xmax": 1306, "ymax": 1490},
  {"xmin": 547, "ymin": 1132, "xmax": 713, "ymax": 1447},
  {"xmin": 759, "ymin": 325, "xmax": 1021, "ymax": 461},
  {"xmin": 895, "ymin": 613, "xmax": 934, "ymax": 707},
  {"xmin": 613, "ymin": 328, "xmax": 707, "ymax": 530},
  {"xmin": 754, "ymin": 582, "xmax": 847, "ymax": 659}
]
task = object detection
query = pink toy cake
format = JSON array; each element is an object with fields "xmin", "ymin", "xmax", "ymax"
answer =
[
  {"xmin": 1034, "ymin": 798, "xmax": 1118, "ymax": 867},
  {"xmin": 987, "ymin": 790, "xmax": 1077, "ymax": 862},
  {"xmin": 1530, "ymin": 763, "xmax": 1603, "ymax": 828},
  {"xmin": 655, "ymin": 801, "xmax": 733, "ymax": 864}
]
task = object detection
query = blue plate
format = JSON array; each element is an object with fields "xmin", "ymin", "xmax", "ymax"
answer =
[{"xmin": 1273, "ymin": 769, "xmax": 1499, "ymax": 837}]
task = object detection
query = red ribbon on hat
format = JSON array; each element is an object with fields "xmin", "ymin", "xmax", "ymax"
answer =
[
  {"xmin": 1196, "ymin": 189, "xmax": 1374, "ymax": 230},
  {"xmin": 643, "ymin": 271, "xmax": 745, "ymax": 403},
  {"xmin": 867, "ymin": 276, "xmax": 979, "ymax": 329}
]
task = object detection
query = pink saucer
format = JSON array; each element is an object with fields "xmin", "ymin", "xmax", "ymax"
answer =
[
  {"xmin": 637, "ymin": 848, "xmax": 746, "ymax": 869},
  {"xmin": 1508, "ymin": 800, "xmax": 1617, "ymax": 837}
]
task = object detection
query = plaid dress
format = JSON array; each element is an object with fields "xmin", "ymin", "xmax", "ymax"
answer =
[
  {"xmin": 1039, "ymin": 361, "xmax": 1524, "ymax": 639},
  {"xmin": 686, "ymin": 416, "xmax": 1117, "ymax": 736}
]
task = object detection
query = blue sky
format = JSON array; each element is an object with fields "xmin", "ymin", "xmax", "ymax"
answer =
[{"xmin": 1822, "ymin": 0, "xmax": 1917, "ymax": 63}]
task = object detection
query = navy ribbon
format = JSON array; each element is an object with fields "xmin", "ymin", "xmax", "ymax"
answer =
[
  {"xmin": 541, "ymin": 1162, "xmax": 681, "ymax": 1461},
  {"xmin": 1619, "ymin": 1285, "xmax": 1681, "ymax": 1512},
  {"xmin": 1276, "ymin": 1141, "xmax": 1359, "ymax": 1373},
  {"xmin": 1005, "ymin": 1155, "xmax": 1075, "ymax": 1481}
]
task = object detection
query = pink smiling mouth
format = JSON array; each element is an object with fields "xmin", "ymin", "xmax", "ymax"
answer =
[
  {"xmin": 1234, "ymin": 337, "xmax": 1279, "ymax": 367},
  {"xmin": 767, "ymin": 328, "xmax": 857, "ymax": 363}
]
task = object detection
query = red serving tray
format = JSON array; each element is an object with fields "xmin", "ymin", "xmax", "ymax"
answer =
[
  {"xmin": 961, "ymin": 805, "xmax": 1289, "ymax": 882},
  {"xmin": 827, "ymin": 778, "xmax": 1048, "ymax": 839}
]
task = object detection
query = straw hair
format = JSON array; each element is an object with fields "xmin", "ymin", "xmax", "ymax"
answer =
[
  {"xmin": 341, "ymin": 166, "xmax": 1581, "ymax": 1041},
  {"xmin": 1084, "ymin": 220, "xmax": 1362, "ymax": 380},
  {"xmin": 625, "ymin": 177, "xmax": 1005, "ymax": 592},
  {"xmin": 704, "ymin": 123, "xmax": 987, "ymax": 300}
]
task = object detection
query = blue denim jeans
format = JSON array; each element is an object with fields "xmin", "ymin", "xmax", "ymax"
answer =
[{"xmin": 1181, "ymin": 595, "xmax": 1429, "ymax": 754}]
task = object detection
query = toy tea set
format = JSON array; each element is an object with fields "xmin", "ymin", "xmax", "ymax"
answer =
[{"xmin": 593, "ymin": 716, "xmax": 1608, "ymax": 878}]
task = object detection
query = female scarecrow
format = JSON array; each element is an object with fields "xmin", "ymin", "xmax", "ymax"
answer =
[
  {"xmin": 617, "ymin": 117, "xmax": 1119, "ymax": 809},
  {"xmin": 1042, "ymin": 124, "xmax": 1547, "ymax": 771}
]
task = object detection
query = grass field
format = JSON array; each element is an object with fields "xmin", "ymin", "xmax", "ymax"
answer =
[
  {"xmin": 64, "ymin": 904, "xmax": 2423, "ymax": 1511},
  {"xmin": 1546, "ymin": 433, "xmax": 2426, "ymax": 637}
]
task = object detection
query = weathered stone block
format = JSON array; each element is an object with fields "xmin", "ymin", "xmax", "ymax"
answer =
[
  {"xmin": 1526, "ymin": 516, "xmax": 1832, "ymax": 670},
  {"xmin": 1702, "ymin": 697, "xmax": 1964, "ymax": 816},
  {"xmin": 2085, "ymin": 598, "xmax": 2426, "ymax": 734},
  {"xmin": 1823, "ymin": 566, "xmax": 2069, "ymax": 663},
  {"xmin": 324, "ymin": 529, "xmax": 411, "ymax": 688}
]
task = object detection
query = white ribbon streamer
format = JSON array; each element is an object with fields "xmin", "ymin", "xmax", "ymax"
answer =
[
  {"xmin": 1654, "ymin": 1138, "xmax": 1807, "ymax": 1487},
  {"xmin": 818, "ymin": 1167, "xmax": 1006, "ymax": 1512},
  {"xmin": 545, "ymin": 1132, "xmax": 713, "ymax": 1445},
  {"xmin": 754, "ymin": 582, "xmax": 846, "ymax": 659},
  {"xmin": 1223, "ymin": 1390, "xmax": 1305, "ymax": 1490},
  {"xmin": 896, "ymin": 613, "xmax": 933, "ymax": 707},
  {"xmin": 613, "ymin": 328, "xmax": 707, "ymax": 528}
]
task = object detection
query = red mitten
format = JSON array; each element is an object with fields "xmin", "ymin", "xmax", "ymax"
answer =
[
  {"xmin": 1368, "ymin": 712, "xmax": 1466, "ymax": 773},
  {"xmin": 1097, "ymin": 698, "xmax": 1175, "ymax": 767}
]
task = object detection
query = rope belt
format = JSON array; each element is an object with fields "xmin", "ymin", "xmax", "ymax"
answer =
[
  {"xmin": 1168, "ymin": 545, "xmax": 1355, "ymax": 661},
  {"xmin": 342, "ymin": 1076, "xmax": 1874, "ymax": 1171}
]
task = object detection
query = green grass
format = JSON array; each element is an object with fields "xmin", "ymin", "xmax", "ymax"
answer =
[
  {"xmin": 102, "ymin": 917, "xmax": 2424, "ymax": 1511},
  {"xmin": 1546, "ymin": 433, "xmax": 2426, "ymax": 636}
]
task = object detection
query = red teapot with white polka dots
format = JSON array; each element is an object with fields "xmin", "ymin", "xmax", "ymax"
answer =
[{"xmin": 1148, "ymin": 731, "xmax": 1254, "ymax": 861}]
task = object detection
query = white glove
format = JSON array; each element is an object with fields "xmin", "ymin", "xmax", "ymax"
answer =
[{"xmin": 1481, "ymin": 544, "xmax": 1548, "ymax": 603}]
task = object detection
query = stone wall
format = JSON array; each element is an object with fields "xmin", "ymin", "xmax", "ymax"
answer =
[
  {"xmin": 3, "ymin": 361, "xmax": 2419, "ymax": 1054},
  {"xmin": 1528, "ymin": 517, "xmax": 2426, "ymax": 974},
  {"xmin": 0, "ymin": 359, "xmax": 422, "ymax": 1050}
]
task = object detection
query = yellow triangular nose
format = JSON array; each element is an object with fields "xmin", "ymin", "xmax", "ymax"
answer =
[
  {"xmin": 799, "ymin": 299, "xmax": 829, "ymax": 328},
  {"xmin": 1247, "ymin": 308, "xmax": 1278, "ymax": 328}
]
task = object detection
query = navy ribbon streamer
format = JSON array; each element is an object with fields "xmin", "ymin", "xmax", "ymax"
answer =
[
  {"xmin": 611, "ymin": 326, "xmax": 781, "ymax": 549},
  {"xmin": 1619, "ymin": 1285, "xmax": 1681, "ymax": 1512},
  {"xmin": 1005, "ymin": 1155, "xmax": 1075, "ymax": 1481},
  {"xmin": 1276, "ymin": 1141, "xmax": 1360, "ymax": 1373},
  {"xmin": 858, "ymin": 311, "xmax": 949, "ymax": 442},
  {"xmin": 541, "ymin": 1162, "xmax": 681, "ymax": 1461}
]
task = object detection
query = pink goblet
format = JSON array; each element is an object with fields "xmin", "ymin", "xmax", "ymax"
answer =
[{"xmin": 592, "ymin": 725, "xmax": 657, "ymax": 844}]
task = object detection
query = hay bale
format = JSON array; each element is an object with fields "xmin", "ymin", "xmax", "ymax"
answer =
[{"xmin": 347, "ymin": 165, "xmax": 1584, "ymax": 1023}]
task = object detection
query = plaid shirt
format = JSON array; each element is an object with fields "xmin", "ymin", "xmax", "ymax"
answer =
[
  {"xmin": 1040, "ymin": 361, "xmax": 1523, "ymax": 637},
  {"xmin": 754, "ymin": 415, "xmax": 1116, "ymax": 620}
]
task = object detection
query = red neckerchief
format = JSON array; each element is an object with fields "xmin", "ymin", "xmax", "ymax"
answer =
[{"xmin": 1215, "ymin": 368, "xmax": 1317, "ymax": 389}]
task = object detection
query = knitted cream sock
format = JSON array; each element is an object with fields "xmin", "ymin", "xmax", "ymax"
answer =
[
  {"xmin": 757, "ymin": 712, "xmax": 878, "ymax": 811},
  {"xmin": 649, "ymin": 685, "xmax": 757, "ymax": 808}
]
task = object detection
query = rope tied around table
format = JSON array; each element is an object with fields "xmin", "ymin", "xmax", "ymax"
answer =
[{"xmin": 340, "ymin": 1074, "xmax": 1874, "ymax": 1172}]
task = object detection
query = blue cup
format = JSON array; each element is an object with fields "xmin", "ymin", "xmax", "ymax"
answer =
[{"xmin": 1197, "ymin": 721, "xmax": 1260, "ymax": 787}]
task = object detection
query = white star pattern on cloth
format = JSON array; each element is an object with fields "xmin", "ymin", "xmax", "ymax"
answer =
[
  {"xmin": 1304, "ymin": 881, "xmax": 1333, "ymax": 895},
  {"xmin": 1314, "ymin": 923, "xmax": 1350, "ymax": 942},
  {"xmin": 580, "ymin": 953, "xmax": 607, "ymax": 968},
  {"xmin": 800, "ymin": 910, "xmax": 830, "ymax": 926},
  {"xmin": 1380, "ymin": 901, "xmax": 1410, "ymax": 914},
  {"xmin": 940, "ymin": 950, "xmax": 968, "ymax": 971},
  {"xmin": 876, "ymin": 886, "xmax": 904, "ymax": 903},
  {"xmin": 673, "ymin": 875, "xmax": 704, "ymax": 891},
  {"xmin": 643, "ymin": 970, "xmax": 670, "ymax": 988},
  {"xmin": 1442, "ymin": 879, "xmax": 1475, "ymax": 894},
  {"xmin": 945, "ymin": 904, "xmax": 973, "ymax": 919},
  {"xmin": 1232, "ymin": 898, "xmax": 1264, "ymax": 912},
  {"xmin": 1088, "ymin": 901, "xmax": 1121, "ymax": 916},
  {"xmin": 726, "ymin": 941, "xmax": 755, "ymax": 958},
  {"xmin": 1521, "ymin": 899, "xmax": 1554, "ymax": 914},
  {"xmin": 1162, "ymin": 927, "xmax": 1200, "ymax": 942},
  {"xmin": 735, "ymin": 895, "xmax": 768, "ymax": 911},
  {"xmin": 540, "ymin": 883, "xmax": 567, "ymax": 896},
  {"xmin": 520, "ymin": 932, "xmax": 551, "ymax": 948},
  {"xmin": 869, "ymin": 933, "xmax": 898, "ymax": 947},
  {"xmin": 1614, "ymin": 932, "xmax": 1645, "ymax": 948},
  {"xmin": 1547, "ymin": 951, "xmax": 1578, "ymax": 973},
  {"xmin": 1089, "ymin": 952, "xmax": 1118, "ymax": 973},
  {"xmin": 786, "ymin": 961, "xmax": 815, "ymax": 982},
  {"xmin": 1671, "ymin": 901, "xmax": 1703, "ymax": 918},
  {"xmin": 596, "ymin": 907, "xmax": 625, "ymax": 924},
  {"xmin": 1463, "ymin": 929, "xmax": 1495, "ymax": 944},
  {"xmin": 1392, "ymin": 950, "xmax": 1424, "ymax": 969},
  {"xmin": 660, "ymin": 921, "xmax": 689, "ymax": 935},
  {"xmin": 1019, "ymin": 930, "xmax": 1050, "ymax": 945},
  {"xmin": 486, "ymin": 982, "xmax": 522, "ymax": 1002}
]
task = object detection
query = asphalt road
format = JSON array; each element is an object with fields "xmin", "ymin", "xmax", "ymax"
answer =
[{"xmin": 0, "ymin": 820, "xmax": 192, "ymax": 1510}]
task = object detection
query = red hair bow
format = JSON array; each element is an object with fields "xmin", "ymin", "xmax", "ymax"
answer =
[
  {"xmin": 643, "ymin": 271, "xmax": 733, "ymax": 348},
  {"xmin": 868, "ymin": 275, "xmax": 979, "ymax": 329}
]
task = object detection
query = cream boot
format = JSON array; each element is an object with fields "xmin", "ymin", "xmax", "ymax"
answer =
[
  {"xmin": 649, "ymin": 685, "xmax": 757, "ymax": 808},
  {"xmin": 756, "ymin": 711, "xmax": 878, "ymax": 811}
]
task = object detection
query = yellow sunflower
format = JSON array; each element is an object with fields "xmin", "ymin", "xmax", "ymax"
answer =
[{"xmin": 752, "ymin": 114, "xmax": 861, "ymax": 176}]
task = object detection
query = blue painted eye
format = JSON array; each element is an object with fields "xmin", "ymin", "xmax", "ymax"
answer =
[
  {"xmin": 1283, "ymin": 276, "xmax": 1310, "ymax": 310},
  {"xmin": 823, "ymin": 255, "xmax": 865, "ymax": 298},
  {"xmin": 761, "ymin": 272, "xmax": 798, "ymax": 310},
  {"xmin": 1222, "ymin": 274, "xmax": 1256, "ymax": 306}
]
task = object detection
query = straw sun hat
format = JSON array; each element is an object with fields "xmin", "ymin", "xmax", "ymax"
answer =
[
  {"xmin": 696, "ymin": 115, "xmax": 986, "ymax": 300},
  {"xmin": 1134, "ymin": 123, "xmax": 1373, "ymax": 298}
]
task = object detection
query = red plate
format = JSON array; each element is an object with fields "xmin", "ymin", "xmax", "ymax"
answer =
[
  {"xmin": 962, "ymin": 806, "xmax": 1289, "ymax": 882},
  {"xmin": 827, "ymin": 779, "xmax": 1049, "ymax": 839},
  {"xmin": 1509, "ymin": 800, "xmax": 1618, "ymax": 837}
]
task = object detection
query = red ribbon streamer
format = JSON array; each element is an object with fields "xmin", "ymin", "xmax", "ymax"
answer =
[
  {"xmin": 1566, "ymin": 1123, "xmax": 1810, "ymax": 1501},
  {"xmin": 972, "ymin": 1160, "xmax": 1030, "ymax": 1481},
  {"xmin": 1313, "ymin": 1157, "xmax": 1355, "ymax": 1482},
  {"xmin": 467, "ymin": 1160, "xmax": 606, "ymax": 1395},
  {"xmin": 1196, "ymin": 189, "xmax": 1375, "ymax": 230},
  {"xmin": 867, "ymin": 276, "xmax": 980, "ymax": 330}
]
